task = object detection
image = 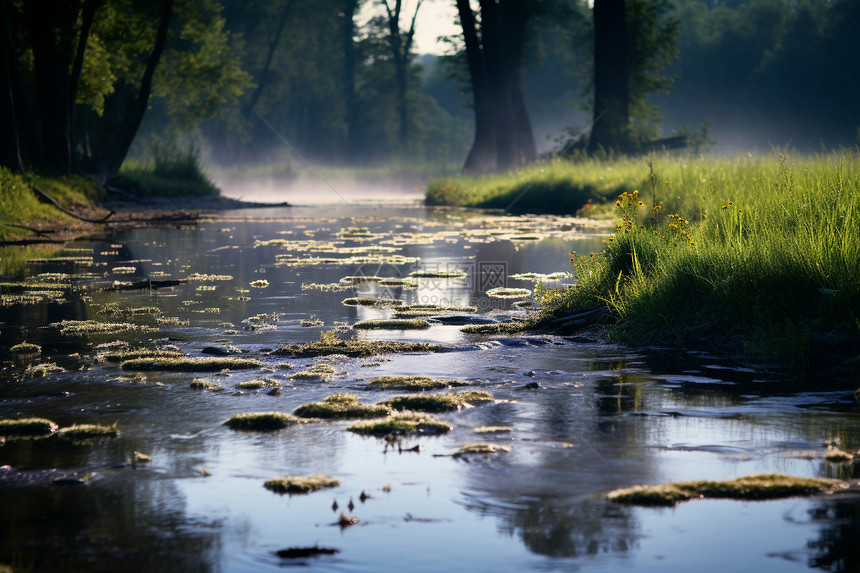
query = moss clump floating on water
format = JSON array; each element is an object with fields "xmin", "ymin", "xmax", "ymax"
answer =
[
  {"xmin": 341, "ymin": 297, "xmax": 405, "ymax": 307},
  {"xmin": 824, "ymin": 446, "xmax": 854, "ymax": 462},
  {"xmin": 382, "ymin": 390, "xmax": 493, "ymax": 413},
  {"xmin": 474, "ymin": 426, "xmax": 512, "ymax": 434},
  {"xmin": 393, "ymin": 304, "xmax": 479, "ymax": 318},
  {"xmin": 340, "ymin": 276, "xmax": 418, "ymax": 289},
  {"xmin": 509, "ymin": 272, "xmax": 570, "ymax": 282},
  {"xmin": 294, "ymin": 393, "xmax": 391, "ymax": 419},
  {"xmin": 461, "ymin": 323, "xmax": 527, "ymax": 334},
  {"xmin": 264, "ymin": 475, "xmax": 340, "ymax": 494},
  {"xmin": 347, "ymin": 412, "xmax": 451, "ymax": 437},
  {"xmin": 606, "ymin": 474, "xmax": 836, "ymax": 506},
  {"xmin": 51, "ymin": 320, "xmax": 155, "ymax": 335},
  {"xmin": 367, "ymin": 376, "xmax": 469, "ymax": 391},
  {"xmin": 237, "ymin": 378, "xmax": 280, "ymax": 390},
  {"xmin": 275, "ymin": 331, "xmax": 441, "ymax": 358},
  {"xmin": 97, "ymin": 348, "xmax": 186, "ymax": 363},
  {"xmin": 23, "ymin": 362, "xmax": 64, "ymax": 378},
  {"xmin": 121, "ymin": 357, "xmax": 262, "ymax": 371},
  {"xmin": 353, "ymin": 319, "xmax": 430, "ymax": 330},
  {"xmin": 10, "ymin": 341, "xmax": 41, "ymax": 354},
  {"xmin": 451, "ymin": 442, "xmax": 511, "ymax": 456},
  {"xmin": 290, "ymin": 363, "xmax": 338, "ymax": 381},
  {"xmin": 300, "ymin": 318, "xmax": 325, "ymax": 327},
  {"xmin": 56, "ymin": 423, "xmax": 119, "ymax": 443},
  {"xmin": 407, "ymin": 270, "xmax": 468, "ymax": 279},
  {"xmin": 224, "ymin": 411, "xmax": 301, "ymax": 431},
  {"xmin": 486, "ymin": 287, "xmax": 532, "ymax": 299},
  {"xmin": 0, "ymin": 417, "xmax": 58, "ymax": 436}
]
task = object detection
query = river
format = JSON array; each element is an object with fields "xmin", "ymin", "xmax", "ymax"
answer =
[{"xmin": 1, "ymin": 192, "xmax": 858, "ymax": 572}]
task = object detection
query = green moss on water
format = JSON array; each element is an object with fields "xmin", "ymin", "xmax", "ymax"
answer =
[
  {"xmin": 407, "ymin": 270, "xmax": 468, "ymax": 279},
  {"xmin": 56, "ymin": 423, "xmax": 119, "ymax": 442},
  {"xmin": 263, "ymin": 475, "xmax": 340, "ymax": 494},
  {"xmin": 224, "ymin": 412, "xmax": 300, "ymax": 431},
  {"xmin": 461, "ymin": 323, "xmax": 527, "ymax": 334},
  {"xmin": 121, "ymin": 357, "xmax": 262, "ymax": 371},
  {"xmin": 23, "ymin": 362, "xmax": 63, "ymax": 378},
  {"xmin": 367, "ymin": 376, "xmax": 469, "ymax": 391},
  {"xmin": 486, "ymin": 287, "xmax": 532, "ymax": 299},
  {"xmin": 237, "ymin": 378, "xmax": 280, "ymax": 389},
  {"xmin": 275, "ymin": 331, "xmax": 441, "ymax": 358},
  {"xmin": 606, "ymin": 474, "xmax": 836, "ymax": 506},
  {"xmin": 98, "ymin": 348, "xmax": 186, "ymax": 363},
  {"xmin": 290, "ymin": 363, "xmax": 338, "ymax": 381},
  {"xmin": 825, "ymin": 447, "xmax": 854, "ymax": 462},
  {"xmin": 474, "ymin": 426, "xmax": 512, "ymax": 434},
  {"xmin": 451, "ymin": 442, "xmax": 511, "ymax": 456},
  {"xmin": 10, "ymin": 341, "xmax": 41, "ymax": 354},
  {"xmin": 347, "ymin": 412, "xmax": 451, "ymax": 437},
  {"xmin": 294, "ymin": 393, "xmax": 391, "ymax": 419},
  {"xmin": 51, "ymin": 320, "xmax": 155, "ymax": 335},
  {"xmin": 0, "ymin": 417, "xmax": 58, "ymax": 436},
  {"xmin": 382, "ymin": 390, "xmax": 493, "ymax": 413},
  {"xmin": 342, "ymin": 297, "xmax": 405, "ymax": 307},
  {"xmin": 353, "ymin": 319, "xmax": 430, "ymax": 330}
]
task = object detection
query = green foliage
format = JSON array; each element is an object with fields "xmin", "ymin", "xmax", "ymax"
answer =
[
  {"xmin": 116, "ymin": 141, "xmax": 219, "ymax": 196},
  {"xmin": 543, "ymin": 152, "xmax": 860, "ymax": 367}
]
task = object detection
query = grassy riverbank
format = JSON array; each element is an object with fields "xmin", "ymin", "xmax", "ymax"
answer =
[{"xmin": 530, "ymin": 152, "xmax": 860, "ymax": 372}]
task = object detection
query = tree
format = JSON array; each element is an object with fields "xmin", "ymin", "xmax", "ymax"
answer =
[
  {"xmin": 456, "ymin": 0, "xmax": 537, "ymax": 174},
  {"xmin": 380, "ymin": 0, "xmax": 423, "ymax": 151}
]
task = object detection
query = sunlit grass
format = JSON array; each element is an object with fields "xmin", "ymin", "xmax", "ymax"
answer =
[{"xmin": 538, "ymin": 151, "xmax": 860, "ymax": 368}]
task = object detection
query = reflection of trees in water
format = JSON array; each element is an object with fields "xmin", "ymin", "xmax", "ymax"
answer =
[
  {"xmin": 466, "ymin": 495, "xmax": 638, "ymax": 561},
  {"xmin": 808, "ymin": 499, "xmax": 860, "ymax": 573}
]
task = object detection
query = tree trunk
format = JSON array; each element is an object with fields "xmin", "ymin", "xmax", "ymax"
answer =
[
  {"xmin": 0, "ymin": 9, "xmax": 23, "ymax": 171},
  {"xmin": 342, "ymin": 0, "xmax": 360, "ymax": 160},
  {"xmin": 244, "ymin": 0, "xmax": 292, "ymax": 115},
  {"xmin": 589, "ymin": 0, "xmax": 630, "ymax": 154},
  {"xmin": 457, "ymin": 0, "xmax": 496, "ymax": 174},
  {"xmin": 98, "ymin": 0, "xmax": 173, "ymax": 179}
]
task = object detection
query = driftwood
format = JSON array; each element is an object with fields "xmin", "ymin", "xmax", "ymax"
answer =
[{"xmin": 33, "ymin": 186, "xmax": 115, "ymax": 223}]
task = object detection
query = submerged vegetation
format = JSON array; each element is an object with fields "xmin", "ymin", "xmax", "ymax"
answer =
[
  {"xmin": 607, "ymin": 474, "xmax": 836, "ymax": 506},
  {"xmin": 263, "ymin": 475, "xmax": 341, "ymax": 495},
  {"xmin": 224, "ymin": 412, "xmax": 300, "ymax": 431},
  {"xmin": 274, "ymin": 330, "xmax": 441, "ymax": 357},
  {"xmin": 294, "ymin": 393, "xmax": 390, "ymax": 419}
]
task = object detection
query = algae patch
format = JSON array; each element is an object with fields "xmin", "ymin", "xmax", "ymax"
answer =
[
  {"xmin": 353, "ymin": 319, "xmax": 430, "ymax": 330},
  {"xmin": 347, "ymin": 412, "xmax": 451, "ymax": 437},
  {"xmin": 382, "ymin": 391, "xmax": 493, "ymax": 413},
  {"xmin": 606, "ymin": 474, "xmax": 836, "ymax": 506},
  {"xmin": 275, "ymin": 331, "xmax": 441, "ymax": 358},
  {"xmin": 264, "ymin": 475, "xmax": 340, "ymax": 494},
  {"xmin": 486, "ymin": 287, "xmax": 532, "ymax": 299},
  {"xmin": 56, "ymin": 423, "xmax": 119, "ymax": 443},
  {"xmin": 0, "ymin": 417, "xmax": 58, "ymax": 436},
  {"xmin": 367, "ymin": 376, "xmax": 468, "ymax": 391},
  {"xmin": 474, "ymin": 426, "xmax": 512, "ymax": 434},
  {"xmin": 461, "ymin": 323, "xmax": 527, "ymax": 334},
  {"xmin": 224, "ymin": 412, "xmax": 300, "ymax": 431},
  {"xmin": 122, "ymin": 357, "xmax": 262, "ymax": 371},
  {"xmin": 294, "ymin": 393, "xmax": 391, "ymax": 419},
  {"xmin": 342, "ymin": 297, "xmax": 405, "ymax": 308},
  {"xmin": 237, "ymin": 378, "xmax": 280, "ymax": 390},
  {"xmin": 451, "ymin": 443, "xmax": 511, "ymax": 456},
  {"xmin": 51, "ymin": 320, "xmax": 155, "ymax": 335}
]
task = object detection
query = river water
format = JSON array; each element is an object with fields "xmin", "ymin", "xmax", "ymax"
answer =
[{"xmin": 1, "ymin": 194, "xmax": 859, "ymax": 572}]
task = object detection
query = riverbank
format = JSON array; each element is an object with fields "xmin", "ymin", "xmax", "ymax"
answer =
[{"xmin": 504, "ymin": 152, "xmax": 860, "ymax": 375}]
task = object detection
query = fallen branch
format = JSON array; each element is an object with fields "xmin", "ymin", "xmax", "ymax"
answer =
[{"xmin": 33, "ymin": 186, "xmax": 115, "ymax": 223}]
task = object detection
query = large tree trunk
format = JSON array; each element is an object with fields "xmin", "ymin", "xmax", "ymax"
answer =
[
  {"xmin": 0, "ymin": 10, "xmax": 23, "ymax": 171},
  {"xmin": 243, "ymin": 0, "xmax": 293, "ymax": 116},
  {"xmin": 341, "ymin": 0, "xmax": 360, "ymax": 161},
  {"xmin": 589, "ymin": 0, "xmax": 630, "ymax": 154},
  {"xmin": 457, "ymin": 0, "xmax": 496, "ymax": 174},
  {"xmin": 97, "ymin": 0, "xmax": 173, "ymax": 179},
  {"xmin": 23, "ymin": 0, "xmax": 82, "ymax": 174}
]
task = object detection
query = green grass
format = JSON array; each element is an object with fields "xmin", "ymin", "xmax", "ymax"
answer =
[
  {"xmin": 224, "ymin": 412, "xmax": 300, "ymax": 431},
  {"xmin": 0, "ymin": 417, "xmax": 58, "ymax": 436},
  {"xmin": 536, "ymin": 152, "xmax": 860, "ymax": 370},
  {"xmin": 426, "ymin": 157, "xmax": 645, "ymax": 214},
  {"xmin": 274, "ymin": 330, "xmax": 442, "ymax": 357},
  {"xmin": 0, "ymin": 166, "xmax": 104, "ymax": 242},
  {"xmin": 263, "ymin": 475, "xmax": 340, "ymax": 494},
  {"xmin": 347, "ymin": 412, "xmax": 451, "ymax": 437},
  {"xmin": 293, "ymin": 393, "xmax": 391, "ymax": 419},
  {"xmin": 114, "ymin": 143, "xmax": 218, "ymax": 197}
]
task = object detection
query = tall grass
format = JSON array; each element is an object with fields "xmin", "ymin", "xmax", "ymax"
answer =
[
  {"xmin": 538, "ymin": 152, "xmax": 860, "ymax": 368},
  {"xmin": 116, "ymin": 141, "xmax": 218, "ymax": 197}
]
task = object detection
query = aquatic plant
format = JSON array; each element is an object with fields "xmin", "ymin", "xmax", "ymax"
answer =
[
  {"xmin": 52, "ymin": 320, "xmax": 154, "ymax": 335},
  {"xmin": 300, "ymin": 318, "xmax": 325, "ymax": 327},
  {"xmin": 382, "ymin": 390, "xmax": 493, "ymax": 412},
  {"xmin": 263, "ymin": 475, "xmax": 340, "ymax": 494},
  {"xmin": 189, "ymin": 379, "xmax": 212, "ymax": 389},
  {"xmin": 294, "ymin": 393, "xmax": 391, "ymax": 419},
  {"xmin": 486, "ymin": 287, "xmax": 532, "ymax": 299},
  {"xmin": 352, "ymin": 319, "xmax": 430, "ymax": 330},
  {"xmin": 10, "ymin": 341, "xmax": 41, "ymax": 354},
  {"xmin": 23, "ymin": 362, "xmax": 64, "ymax": 378},
  {"xmin": 460, "ymin": 323, "xmax": 526, "ymax": 334},
  {"xmin": 341, "ymin": 297, "xmax": 405, "ymax": 307},
  {"xmin": 347, "ymin": 412, "xmax": 451, "ymax": 437},
  {"xmin": 237, "ymin": 378, "xmax": 280, "ymax": 390},
  {"xmin": 290, "ymin": 363, "xmax": 338, "ymax": 381},
  {"xmin": 606, "ymin": 474, "xmax": 836, "ymax": 506},
  {"xmin": 451, "ymin": 443, "xmax": 511, "ymax": 456},
  {"xmin": 249, "ymin": 279, "xmax": 269, "ymax": 288},
  {"xmin": 367, "ymin": 376, "xmax": 469, "ymax": 391},
  {"xmin": 122, "ymin": 357, "xmax": 262, "ymax": 371},
  {"xmin": 224, "ymin": 412, "xmax": 300, "ymax": 431},
  {"xmin": 56, "ymin": 423, "xmax": 119, "ymax": 442},
  {"xmin": 824, "ymin": 446, "xmax": 854, "ymax": 462},
  {"xmin": 0, "ymin": 417, "xmax": 58, "ymax": 436},
  {"xmin": 474, "ymin": 426, "xmax": 512, "ymax": 434},
  {"xmin": 97, "ymin": 348, "xmax": 186, "ymax": 362},
  {"xmin": 407, "ymin": 270, "xmax": 468, "ymax": 279},
  {"xmin": 275, "ymin": 330, "xmax": 441, "ymax": 357}
]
